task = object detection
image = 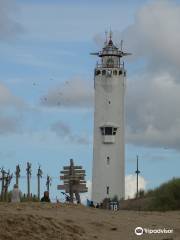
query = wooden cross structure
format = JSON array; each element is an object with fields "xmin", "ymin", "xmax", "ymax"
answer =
[
  {"xmin": 15, "ymin": 165, "xmax": 20, "ymax": 187},
  {"xmin": 37, "ymin": 166, "xmax": 43, "ymax": 200},
  {"xmin": 4, "ymin": 171, "xmax": 13, "ymax": 201},
  {"xmin": 46, "ymin": 175, "xmax": 51, "ymax": 193},
  {"xmin": 58, "ymin": 159, "xmax": 88, "ymax": 203},
  {"xmin": 26, "ymin": 162, "xmax": 32, "ymax": 198},
  {"xmin": 0, "ymin": 168, "xmax": 5, "ymax": 200},
  {"xmin": 0, "ymin": 168, "xmax": 13, "ymax": 201}
]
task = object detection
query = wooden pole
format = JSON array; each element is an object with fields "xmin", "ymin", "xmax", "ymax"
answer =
[
  {"xmin": 26, "ymin": 162, "xmax": 31, "ymax": 199},
  {"xmin": 69, "ymin": 159, "xmax": 74, "ymax": 203},
  {"xmin": 37, "ymin": 166, "xmax": 43, "ymax": 200},
  {"xmin": 1, "ymin": 169, "xmax": 5, "ymax": 201},
  {"xmin": 15, "ymin": 165, "xmax": 20, "ymax": 187},
  {"xmin": 46, "ymin": 175, "xmax": 51, "ymax": 193},
  {"xmin": 4, "ymin": 171, "xmax": 13, "ymax": 201},
  {"xmin": 135, "ymin": 155, "xmax": 140, "ymax": 198},
  {"xmin": 4, "ymin": 172, "xmax": 9, "ymax": 201}
]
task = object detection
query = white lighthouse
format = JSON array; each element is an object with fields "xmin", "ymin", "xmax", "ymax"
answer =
[{"xmin": 92, "ymin": 33, "xmax": 130, "ymax": 203}]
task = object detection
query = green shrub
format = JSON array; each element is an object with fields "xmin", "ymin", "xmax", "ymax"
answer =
[{"xmin": 147, "ymin": 178, "xmax": 180, "ymax": 211}]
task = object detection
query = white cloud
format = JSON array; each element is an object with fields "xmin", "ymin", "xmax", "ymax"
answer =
[
  {"xmin": 51, "ymin": 120, "xmax": 90, "ymax": 145},
  {"xmin": 125, "ymin": 174, "xmax": 147, "ymax": 199},
  {"xmin": 0, "ymin": 0, "xmax": 23, "ymax": 40},
  {"xmin": 51, "ymin": 121, "xmax": 70, "ymax": 137},
  {"xmin": 0, "ymin": 116, "xmax": 21, "ymax": 135},
  {"xmin": 124, "ymin": 0, "xmax": 180, "ymax": 66},
  {"xmin": 126, "ymin": 72, "xmax": 180, "ymax": 149},
  {"xmin": 0, "ymin": 82, "xmax": 24, "ymax": 108},
  {"xmin": 20, "ymin": 2, "xmax": 133, "ymax": 42},
  {"xmin": 0, "ymin": 82, "xmax": 25, "ymax": 135},
  {"xmin": 41, "ymin": 78, "xmax": 93, "ymax": 109}
]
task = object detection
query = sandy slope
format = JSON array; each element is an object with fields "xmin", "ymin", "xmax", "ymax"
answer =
[{"xmin": 0, "ymin": 203, "xmax": 179, "ymax": 240}]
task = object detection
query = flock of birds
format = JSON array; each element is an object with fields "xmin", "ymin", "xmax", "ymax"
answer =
[{"xmin": 33, "ymin": 78, "xmax": 71, "ymax": 107}]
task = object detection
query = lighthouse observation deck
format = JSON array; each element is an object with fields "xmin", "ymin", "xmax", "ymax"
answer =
[{"xmin": 95, "ymin": 62, "xmax": 124, "ymax": 69}]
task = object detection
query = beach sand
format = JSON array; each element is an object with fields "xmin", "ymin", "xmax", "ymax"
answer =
[{"xmin": 0, "ymin": 202, "xmax": 179, "ymax": 240}]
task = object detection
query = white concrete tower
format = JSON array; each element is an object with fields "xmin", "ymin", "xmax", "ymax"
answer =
[{"xmin": 92, "ymin": 33, "xmax": 130, "ymax": 203}]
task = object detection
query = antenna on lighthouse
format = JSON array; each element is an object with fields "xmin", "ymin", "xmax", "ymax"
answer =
[
  {"xmin": 109, "ymin": 26, "xmax": 113, "ymax": 40},
  {"xmin": 105, "ymin": 30, "xmax": 108, "ymax": 45},
  {"xmin": 120, "ymin": 40, "xmax": 123, "ymax": 51}
]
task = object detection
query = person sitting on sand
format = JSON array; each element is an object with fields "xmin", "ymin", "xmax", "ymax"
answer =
[
  {"xmin": 89, "ymin": 201, "xmax": 95, "ymax": 208},
  {"xmin": 11, "ymin": 184, "xmax": 21, "ymax": 203},
  {"xmin": 96, "ymin": 203, "xmax": 100, "ymax": 208},
  {"xmin": 41, "ymin": 191, "xmax": 51, "ymax": 202}
]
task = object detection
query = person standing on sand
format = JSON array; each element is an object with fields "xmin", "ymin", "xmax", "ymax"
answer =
[
  {"xmin": 41, "ymin": 191, "xmax": 51, "ymax": 202},
  {"xmin": 11, "ymin": 184, "xmax": 21, "ymax": 203}
]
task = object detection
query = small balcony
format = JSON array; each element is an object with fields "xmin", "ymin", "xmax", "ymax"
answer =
[{"xmin": 96, "ymin": 62, "xmax": 124, "ymax": 69}]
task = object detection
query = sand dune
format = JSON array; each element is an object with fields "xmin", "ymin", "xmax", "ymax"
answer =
[{"xmin": 0, "ymin": 203, "xmax": 179, "ymax": 240}]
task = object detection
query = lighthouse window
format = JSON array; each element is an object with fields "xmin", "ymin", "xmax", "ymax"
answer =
[
  {"xmin": 107, "ymin": 156, "xmax": 110, "ymax": 165},
  {"xmin": 102, "ymin": 70, "xmax": 106, "ymax": 76},
  {"xmin": 119, "ymin": 70, "xmax": 123, "ymax": 75},
  {"xmin": 113, "ymin": 128, "xmax": 117, "ymax": 135},
  {"xmin": 95, "ymin": 70, "xmax": 101, "ymax": 76},
  {"xmin": 107, "ymin": 58, "xmax": 114, "ymax": 67},
  {"xmin": 105, "ymin": 127, "xmax": 113, "ymax": 135},
  {"xmin": 106, "ymin": 186, "xmax": 109, "ymax": 195},
  {"xmin": 100, "ymin": 126, "xmax": 118, "ymax": 136}
]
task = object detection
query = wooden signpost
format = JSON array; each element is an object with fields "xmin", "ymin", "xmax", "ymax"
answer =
[{"xmin": 58, "ymin": 159, "xmax": 88, "ymax": 203}]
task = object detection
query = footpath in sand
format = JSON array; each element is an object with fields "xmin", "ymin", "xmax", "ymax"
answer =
[{"xmin": 0, "ymin": 203, "xmax": 179, "ymax": 240}]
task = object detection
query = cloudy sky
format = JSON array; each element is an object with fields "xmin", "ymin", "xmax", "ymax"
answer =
[{"xmin": 0, "ymin": 0, "xmax": 180, "ymax": 201}]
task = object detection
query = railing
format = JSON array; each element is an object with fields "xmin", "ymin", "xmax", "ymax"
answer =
[
  {"xmin": 96, "ymin": 63, "xmax": 124, "ymax": 69},
  {"xmin": 98, "ymin": 50, "xmax": 123, "ymax": 56}
]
